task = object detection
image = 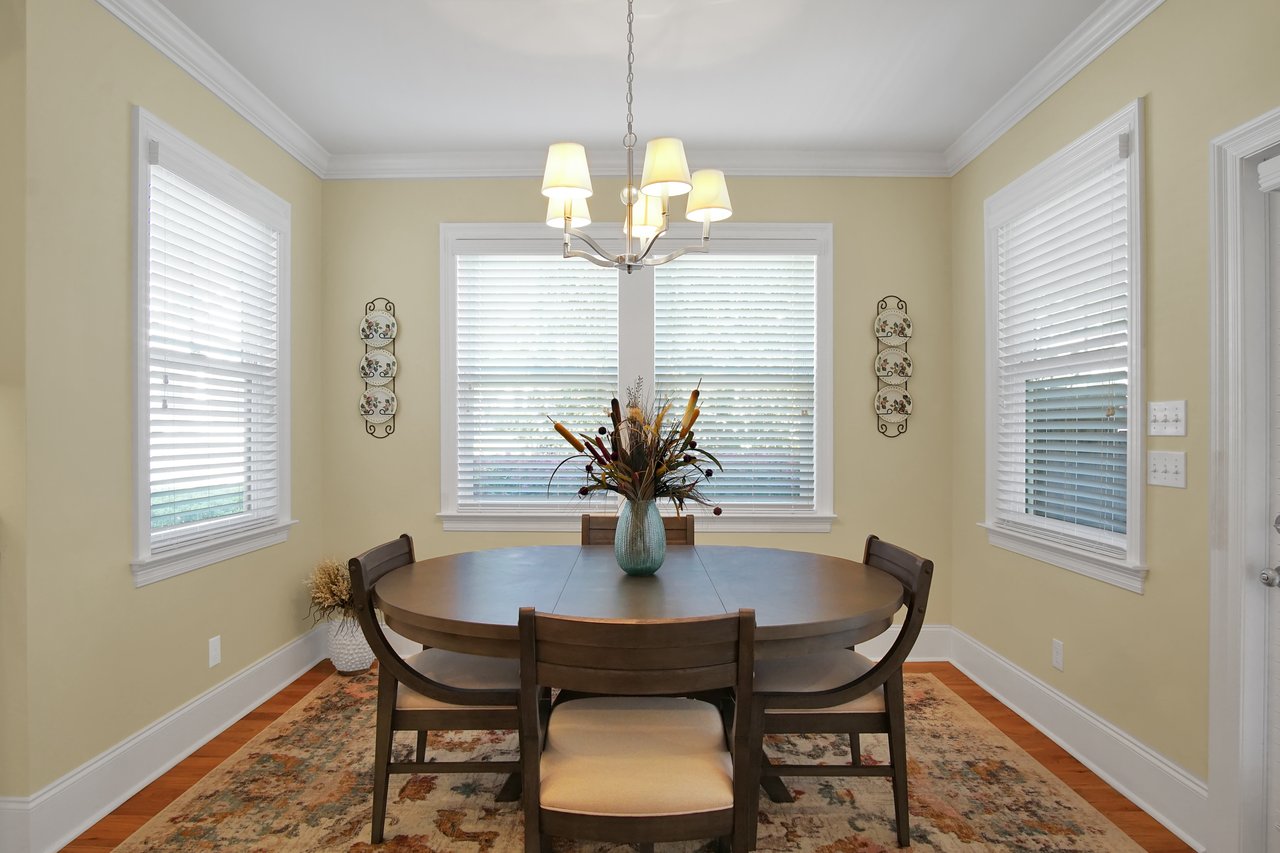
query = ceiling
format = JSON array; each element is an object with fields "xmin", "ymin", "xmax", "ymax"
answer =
[{"xmin": 133, "ymin": 0, "xmax": 1153, "ymax": 177}]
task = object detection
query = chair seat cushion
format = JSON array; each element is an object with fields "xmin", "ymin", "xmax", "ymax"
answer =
[
  {"xmin": 539, "ymin": 697, "xmax": 733, "ymax": 817},
  {"xmin": 396, "ymin": 648, "xmax": 519, "ymax": 711},
  {"xmin": 756, "ymin": 649, "xmax": 886, "ymax": 714}
]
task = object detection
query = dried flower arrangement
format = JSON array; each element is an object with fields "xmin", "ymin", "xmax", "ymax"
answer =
[
  {"xmin": 549, "ymin": 378, "xmax": 723, "ymax": 515},
  {"xmin": 306, "ymin": 558, "xmax": 355, "ymax": 624}
]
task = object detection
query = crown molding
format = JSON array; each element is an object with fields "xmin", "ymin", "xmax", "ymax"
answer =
[
  {"xmin": 95, "ymin": 0, "xmax": 330, "ymax": 177},
  {"xmin": 325, "ymin": 147, "xmax": 950, "ymax": 180},
  {"xmin": 944, "ymin": 0, "xmax": 1165, "ymax": 175},
  {"xmin": 97, "ymin": 0, "xmax": 1160, "ymax": 182}
]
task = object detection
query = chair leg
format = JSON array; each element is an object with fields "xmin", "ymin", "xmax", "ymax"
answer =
[
  {"xmin": 849, "ymin": 732, "xmax": 861, "ymax": 766},
  {"xmin": 371, "ymin": 670, "xmax": 397, "ymax": 844},
  {"xmin": 885, "ymin": 669, "xmax": 910, "ymax": 847},
  {"xmin": 744, "ymin": 704, "xmax": 772, "ymax": 851},
  {"xmin": 415, "ymin": 730, "xmax": 427, "ymax": 763}
]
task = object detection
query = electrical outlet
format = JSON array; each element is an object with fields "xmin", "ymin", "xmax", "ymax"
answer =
[
  {"xmin": 1052, "ymin": 639, "xmax": 1064, "ymax": 672},
  {"xmin": 1148, "ymin": 400, "xmax": 1187, "ymax": 436},
  {"xmin": 1147, "ymin": 450, "xmax": 1187, "ymax": 488},
  {"xmin": 209, "ymin": 635, "xmax": 221, "ymax": 668}
]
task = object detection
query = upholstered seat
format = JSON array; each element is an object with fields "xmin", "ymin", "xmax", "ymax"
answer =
[
  {"xmin": 396, "ymin": 649, "xmax": 520, "ymax": 711},
  {"xmin": 519, "ymin": 608, "xmax": 756, "ymax": 852},
  {"xmin": 755, "ymin": 650, "xmax": 885, "ymax": 714},
  {"xmin": 540, "ymin": 697, "xmax": 733, "ymax": 817}
]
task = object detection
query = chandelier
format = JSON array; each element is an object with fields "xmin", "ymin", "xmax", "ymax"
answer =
[{"xmin": 540, "ymin": 0, "xmax": 733, "ymax": 273}]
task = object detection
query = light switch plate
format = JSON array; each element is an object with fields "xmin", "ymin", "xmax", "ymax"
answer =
[
  {"xmin": 1147, "ymin": 450, "xmax": 1186, "ymax": 488},
  {"xmin": 1148, "ymin": 400, "xmax": 1186, "ymax": 436}
]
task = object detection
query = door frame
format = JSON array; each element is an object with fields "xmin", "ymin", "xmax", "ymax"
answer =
[{"xmin": 1209, "ymin": 105, "xmax": 1280, "ymax": 853}]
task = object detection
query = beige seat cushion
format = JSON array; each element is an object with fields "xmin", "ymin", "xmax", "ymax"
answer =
[
  {"xmin": 396, "ymin": 648, "xmax": 519, "ymax": 711},
  {"xmin": 756, "ymin": 649, "xmax": 886, "ymax": 714},
  {"xmin": 539, "ymin": 697, "xmax": 733, "ymax": 817}
]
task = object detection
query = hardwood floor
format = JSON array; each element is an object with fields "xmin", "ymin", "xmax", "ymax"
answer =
[
  {"xmin": 907, "ymin": 663, "xmax": 1191, "ymax": 853},
  {"xmin": 61, "ymin": 661, "xmax": 1190, "ymax": 852}
]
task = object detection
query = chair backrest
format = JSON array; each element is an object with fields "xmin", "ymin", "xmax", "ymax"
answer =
[
  {"xmin": 519, "ymin": 610, "xmax": 755, "ymax": 841},
  {"xmin": 761, "ymin": 535, "xmax": 934, "ymax": 709},
  {"xmin": 580, "ymin": 512, "xmax": 695, "ymax": 545},
  {"xmin": 518, "ymin": 608, "xmax": 753, "ymax": 697},
  {"xmin": 348, "ymin": 534, "xmax": 515, "ymax": 706}
]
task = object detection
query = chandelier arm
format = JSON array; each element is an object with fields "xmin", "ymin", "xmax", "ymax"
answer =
[
  {"xmin": 631, "ymin": 222, "xmax": 669, "ymax": 265},
  {"xmin": 565, "ymin": 246, "xmax": 626, "ymax": 269},
  {"xmin": 565, "ymin": 226, "xmax": 625, "ymax": 265},
  {"xmin": 642, "ymin": 241, "xmax": 711, "ymax": 267}
]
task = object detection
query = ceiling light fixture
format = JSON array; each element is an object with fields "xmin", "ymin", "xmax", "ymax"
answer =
[{"xmin": 540, "ymin": 0, "xmax": 732, "ymax": 273}]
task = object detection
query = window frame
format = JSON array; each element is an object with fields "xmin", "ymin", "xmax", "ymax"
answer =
[
  {"xmin": 439, "ymin": 221, "xmax": 834, "ymax": 533},
  {"xmin": 982, "ymin": 99, "xmax": 1146, "ymax": 592},
  {"xmin": 131, "ymin": 107, "xmax": 294, "ymax": 587}
]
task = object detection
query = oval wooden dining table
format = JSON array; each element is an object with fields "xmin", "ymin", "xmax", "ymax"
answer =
[{"xmin": 374, "ymin": 544, "xmax": 905, "ymax": 660}]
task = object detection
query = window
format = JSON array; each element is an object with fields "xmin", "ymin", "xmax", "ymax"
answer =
[
  {"xmin": 131, "ymin": 108, "xmax": 293, "ymax": 586},
  {"xmin": 983, "ymin": 100, "xmax": 1144, "ymax": 591},
  {"xmin": 440, "ymin": 223, "xmax": 833, "ymax": 532}
]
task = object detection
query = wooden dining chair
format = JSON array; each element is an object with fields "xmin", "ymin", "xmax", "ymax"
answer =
[
  {"xmin": 581, "ymin": 511, "xmax": 695, "ymax": 545},
  {"xmin": 746, "ymin": 535, "xmax": 934, "ymax": 848},
  {"xmin": 518, "ymin": 607, "xmax": 756, "ymax": 853},
  {"xmin": 348, "ymin": 534, "xmax": 525, "ymax": 844}
]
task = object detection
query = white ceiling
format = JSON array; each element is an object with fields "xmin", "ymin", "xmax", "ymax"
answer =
[{"xmin": 133, "ymin": 0, "xmax": 1153, "ymax": 177}]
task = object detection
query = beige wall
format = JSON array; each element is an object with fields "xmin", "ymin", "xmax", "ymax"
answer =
[
  {"xmin": 18, "ymin": 0, "xmax": 326, "ymax": 791},
  {"xmin": 0, "ymin": 0, "xmax": 29, "ymax": 798},
  {"xmin": 321, "ymin": 176, "xmax": 953, "ymax": 625},
  {"xmin": 950, "ymin": 0, "xmax": 1280, "ymax": 779},
  {"xmin": 14, "ymin": 0, "xmax": 1275, "ymax": 804}
]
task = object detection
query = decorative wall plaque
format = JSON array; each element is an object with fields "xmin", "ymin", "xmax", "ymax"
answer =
[
  {"xmin": 360, "ymin": 298, "xmax": 396, "ymax": 438},
  {"xmin": 873, "ymin": 296, "xmax": 912, "ymax": 437}
]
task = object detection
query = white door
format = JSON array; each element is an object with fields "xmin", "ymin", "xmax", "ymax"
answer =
[{"xmin": 1268, "ymin": 188, "xmax": 1280, "ymax": 852}]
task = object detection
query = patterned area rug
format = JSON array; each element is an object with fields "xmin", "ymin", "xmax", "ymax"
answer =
[{"xmin": 116, "ymin": 671, "xmax": 1141, "ymax": 851}]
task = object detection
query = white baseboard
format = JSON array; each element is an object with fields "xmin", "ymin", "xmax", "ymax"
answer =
[
  {"xmin": 857, "ymin": 622, "xmax": 953, "ymax": 662},
  {"xmin": 949, "ymin": 627, "xmax": 1208, "ymax": 851},
  {"xmin": 1, "ymin": 623, "xmax": 1208, "ymax": 853},
  {"xmin": 4, "ymin": 626, "xmax": 326, "ymax": 853},
  {"xmin": 0, "ymin": 798, "xmax": 30, "ymax": 853}
]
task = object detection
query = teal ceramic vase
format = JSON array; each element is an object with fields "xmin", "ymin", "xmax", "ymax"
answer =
[{"xmin": 614, "ymin": 498, "xmax": 665, "ymax": 576}]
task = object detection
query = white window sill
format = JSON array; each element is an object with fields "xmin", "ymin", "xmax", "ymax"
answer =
[
  {"xmin": 439, "ymin": 510, "xmax": 835, "ymax": 534},
  {"xmin": 132, "ymin": 519, "xmax": 298, "ymax": 587},
  {"xmin": 980, "ymin": 521, "xmax": 1146, "ymax": 593}
]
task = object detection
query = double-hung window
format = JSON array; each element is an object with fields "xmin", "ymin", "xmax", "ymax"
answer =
[
  {"xmin": 983, "ymin": 100, "xmax": 1145, "ymax": 591},
  {"xmin": 440, "ymin": 223, "xmax": 833, "ymax": 532},
  {"xmin": 131, "ymin": 108, "xmax": 293, "ymax": 586}
]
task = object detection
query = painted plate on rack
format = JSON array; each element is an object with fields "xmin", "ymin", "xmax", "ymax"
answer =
[
  {"xmin": 359, "ymin": 387, "xmax": 398, "ymax": 424},
  {"xmin": 359, "ymin": 349, "xmax": 398, "ymax": 386},
  {"xmin": 359, "ymin": 310, "xmax": 397, "ymax": 347},
  {"xmin": 873, "ymin": 308, "xmax": 913, "ymax": 345},
  {"xmin": 874, "ymin": 388, "xmax": 912, "ymax": 423},
  {"xmin": 873, "ymin": 347, "xmax": 912, "ymax": 385}
]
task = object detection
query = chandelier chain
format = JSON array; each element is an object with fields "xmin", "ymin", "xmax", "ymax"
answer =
[{"xmin": 623, "ymin": 0, "xmax": 636, "ymax": 150}]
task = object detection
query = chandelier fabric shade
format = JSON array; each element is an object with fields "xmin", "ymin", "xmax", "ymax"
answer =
[
  {"xmin": 539, "ymin": 0, "xmax": 730, "ymax": 272},
  {"xmin": 640, "ymin": 137, "xmax": 693, "ymax": 197},
  {"xmin": 686, "ymin": 169, "xmax": 733, "ymax": 223},
  {"xmin": 541, "ymin": 142, "xmax": 594, "ymax": 200},
  {"xmin": 624, "ymin": 193, "xmax": 664, "ymax": 238}
]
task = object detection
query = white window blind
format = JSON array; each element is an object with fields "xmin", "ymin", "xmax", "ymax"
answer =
[
  {"xmin": 655, "ymin": 255, "xmax": 816, "ymax": 510},
  {"xmin": 133, "ymin": 108, "xmax": 292, "ymax": 585},
  {"xmin": 147, "ymin": 165, "xmax": 281, "ymax": 547},
  {"xmin": 984, "ymin": 100, "xmax": 1143, "ymax": 588},
  {"xmin": 454, "ymin": 255, "xmax": 617, "ymax": 507},
  {"xmin": 440, "ymin": 223, "xmax": 832, "ymax": 531}
]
